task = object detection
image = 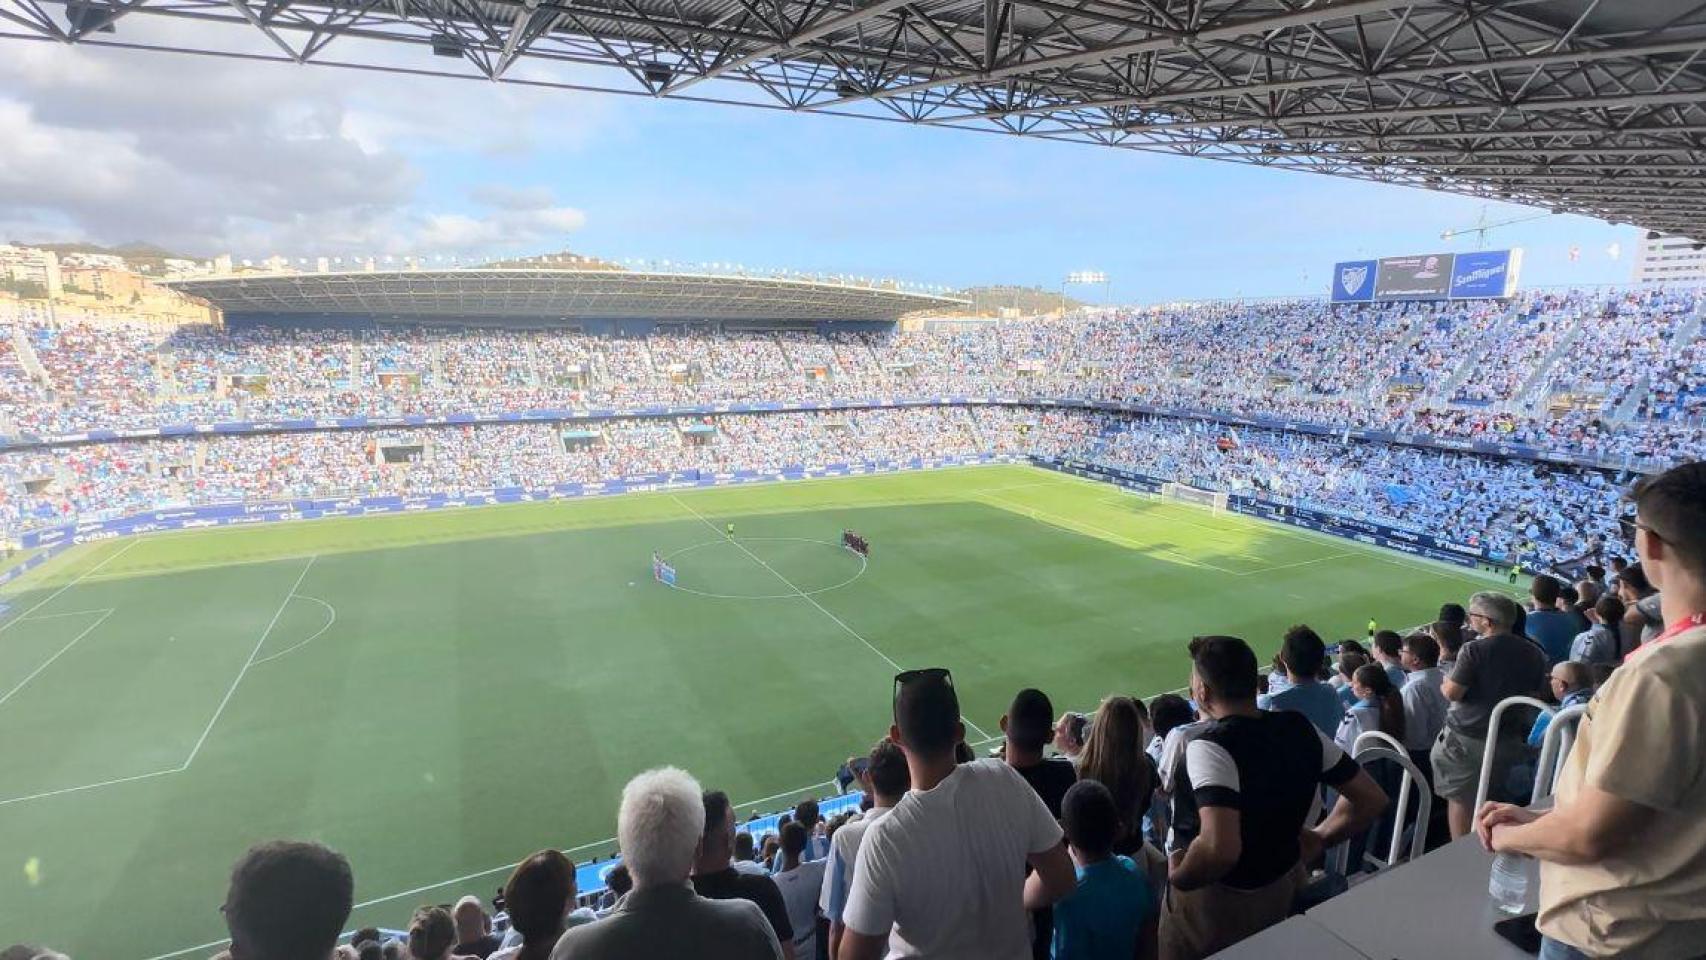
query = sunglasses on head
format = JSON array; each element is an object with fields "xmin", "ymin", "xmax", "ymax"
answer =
[
  {"xmin": 1620, "ymin": 514, "xmax": 1668, "ymax": 546},
  {"xmin": 893, "ymin": 667, "xmax": 953, "ymax": 704}
]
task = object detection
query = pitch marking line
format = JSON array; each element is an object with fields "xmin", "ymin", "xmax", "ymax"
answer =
[
  {"xmin": 15, "ymin": 608, "xmax": 117, "ymax": 621},
  {"xmin": 252, "ymin": 595, "xmax": 338, "ymax": 666},
  {"xmin": 0, "ymin": 766, "xmax": 187, "ymax": 809},
  {"xmin": 182, "ymin": 555, "xmax": 318, "ymax": 768},
  {"xmin": 1233, "ymin": 551, "xmax": 1357, "ymax": 577},
  {"xmin": 139, "ymin": 779, "xmax": 844, "ymax": 960},
  {"xmin": 659, "ymin": 537, "xmax": 868, "ymax": 600},
  {"xmin": 0, "ymin": 555, "xmax": 319, "ymax": 808},
  {"xmin": 668, "ymin": 495, "xmax": 995, "ymax": 743},
  {"xmin": 0, "ymin": 608, "xmax": 116, "ymax": 709},
  {"xmin": 0, "ymin": 538, "xmax": 138, "ymax": 633},
  {"xmin": 974, "ymin": 490, "xmax": 1245, "ymax": 576}
]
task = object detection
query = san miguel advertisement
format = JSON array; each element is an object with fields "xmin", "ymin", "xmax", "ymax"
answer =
[{"xmin": 1331, "ymin": 249, "xmax": 1520, "ymax": 303}]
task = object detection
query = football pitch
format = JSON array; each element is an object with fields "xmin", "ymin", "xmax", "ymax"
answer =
[{"xmin": 0, "ymin": 464, "xmax": 1499, "ymax": 958}]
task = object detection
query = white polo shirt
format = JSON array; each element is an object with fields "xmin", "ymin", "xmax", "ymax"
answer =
[{"xmin": 842, "ymin": 759, "xmax": 1062, "ymax": 959}]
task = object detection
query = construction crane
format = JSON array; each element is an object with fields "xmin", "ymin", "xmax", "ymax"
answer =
[{"xmin": 1440, "ymin": 206, "xmax": 1556, "ymax": 249}]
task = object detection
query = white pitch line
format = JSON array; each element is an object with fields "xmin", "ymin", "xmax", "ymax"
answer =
[
  {"xmin": 0, "ymin": 538, "xmax": 138, "ymax": 633},
  {"xmin": 0, "ymin": 764, "xmax": 183, "ymax": 808},
  {"xmin": 1234, "ymin": 551, "xmax": 1357, "ymax": 577},
  {"xmin": 974, "ymin": 478, "xmax": 1079, "ymax": 496},
  {"xmin": 0, "ymin": 608, "xmax": 115, "ymax": 708},
  {"xmin": 180, "ymin": 555, "xmax": 317, "ymax": 769},
  {"xmin": 0, "ymin": 557, "xmax": 324, "ymax": 808},
  {"xmin": 975, "ymin": 490, "xmax": 1244, "ymax": 576},
  {"xmin": 16, "ymin": 608, "xmax": 118, "ymax": 621},
  {"xmin": 252, "ymin": 595, "xmax": 338, "ymax": 666},
  {"xmin": 668, "ymin": 495, "xmax": 995, "ymax": 743}
]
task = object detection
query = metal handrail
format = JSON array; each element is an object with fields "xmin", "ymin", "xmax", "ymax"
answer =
[
  {"xmin": 1474, "ymin": 695, "xmax": 1553, "ymax": 813},
  {"xmin": 1347, "ymin": 730, "xmax": 1434, "ymax": 871},
  {"xmin": 1532, "ymin": 703, "xmax": 1588, "ymax": 804}
]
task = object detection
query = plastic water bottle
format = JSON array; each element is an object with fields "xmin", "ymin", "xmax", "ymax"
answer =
[{"xmin": 1489, "ymin": 852, "xmax": 1530, "ymax": 915}]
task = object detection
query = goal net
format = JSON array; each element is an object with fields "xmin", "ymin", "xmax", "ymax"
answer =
[{"xmin": 1160, "ymin": 482, "xmax": 1229, "ymax": 515}]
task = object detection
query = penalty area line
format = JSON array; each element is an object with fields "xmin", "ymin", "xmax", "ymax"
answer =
[
  {"xmin": 0, "ymin": 556, "xmax": 321, "ymax": 808},
  {"xmin": 252, "ymin": 595, "xmax": 338, "ymax": 666},
  {"xmin": 181, "ymin": 556, "xmax": 318, "ymax": 768},
  {"xmin": 0, "ymin": 608, "xmax": 116, "ymax": 709},
  {"xmin": 0, "ymin": 538, "xmax": 138, "ymax": 633}
]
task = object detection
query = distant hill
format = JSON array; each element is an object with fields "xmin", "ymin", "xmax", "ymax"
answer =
[
  {"xmin": 20, "ymin": 241, "xmax": 200, "ymax": 273},
  {"xmin": 956, "ymin": 285, "xmax": 1085, "ymax": 315}
]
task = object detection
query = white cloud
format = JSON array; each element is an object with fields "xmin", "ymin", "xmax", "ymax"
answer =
[
  {"xmin": 0, "ymin": 23, "xmax": 611, "ymax": 258},
  {"xmin": 415, "ymin": 205, "xmax": 587, "ymax": 252},
  {"xmin": 468, "ymin": 184, "xmax": 559, "ymax": 212}
]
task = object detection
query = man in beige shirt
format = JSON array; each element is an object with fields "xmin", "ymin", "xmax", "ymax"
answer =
[{"xmin": 1478, "ymin": 461, "xmax": 1706, "ymax": 960}]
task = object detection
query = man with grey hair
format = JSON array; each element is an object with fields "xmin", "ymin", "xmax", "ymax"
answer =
[
  {"xmin": 451, "ymin": 895, "xmax": 501, "ymax": 959},
  {"xmin": 551, "ymin": 767, "xmax": 782, "ymax": 960},
  {"xmin": 1431, "ymin": 591, "xmax": 1548, "ymax": 838}
]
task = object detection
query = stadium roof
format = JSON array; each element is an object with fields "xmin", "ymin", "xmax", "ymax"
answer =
[
  {"xmin": 10, "ymin": 2, "xmax": 1706, "ymax": 241},
  {"xmin": 163, "ymin": 269, "xmax": 966, "ymax": 321}
]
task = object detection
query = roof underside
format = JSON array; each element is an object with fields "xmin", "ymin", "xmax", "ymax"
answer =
[
  {"xmin": 164, "ymin": 270, "xmax": 965, "ymax": 321},
  {"xmin": 9, "ymin": 1, "xmax": 1706, "ymax": 239}
]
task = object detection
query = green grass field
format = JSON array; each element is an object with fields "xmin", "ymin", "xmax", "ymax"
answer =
[{"xmin": 0, "ymin": 464, "xmax": 1500, "ymax": 958}]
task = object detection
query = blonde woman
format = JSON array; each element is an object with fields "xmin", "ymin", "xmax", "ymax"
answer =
[{"xmin": 1076, "ymin": 696, "xmax": 1157, "ymax": 856}]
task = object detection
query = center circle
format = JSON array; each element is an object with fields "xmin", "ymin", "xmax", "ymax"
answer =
[{"xmin": 660, "ymin": 537, "xmax": 868, "ymax": 600}]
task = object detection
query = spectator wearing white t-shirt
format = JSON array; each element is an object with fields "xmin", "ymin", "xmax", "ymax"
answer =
[
  {"xmin": 841, "ymin": 668, "xmax": 1076, "ymax": 960},
  {"xmin": 774, "ymin": 822, "xmax": 827, "ymax": 960},
  {"xmin": 821, "ymin": 739, "xmax": 909, "ymax": 960}
]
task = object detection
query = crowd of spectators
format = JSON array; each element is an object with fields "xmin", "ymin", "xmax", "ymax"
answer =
[
  {"xmin": 2, "ymin": 290, "xmax": 1703, "ymax": 466},
  {"xmin": 0, "ymin": 405, "xmax": 1639, "ymax": 572},
  {"xmin": 0, "ymin": 408, "xmax": 1024, "ymax": 535}
]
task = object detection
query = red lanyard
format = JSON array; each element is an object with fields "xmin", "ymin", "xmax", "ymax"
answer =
[{"xmin": 1628, "ymin": 612, "xmax": 1706, "ymax": 662}]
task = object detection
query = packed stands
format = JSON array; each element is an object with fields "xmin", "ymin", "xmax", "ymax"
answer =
[
  {"xmin": 0, "ymin": 405, "xmax": 1632, "ymax": 572},
  {"xmin": 0, "ymin": 290, "xmax": 1702, "ymax": 457},
  {"xmin": 3, "ymin": 287, "xmax": 1703, "ymax": 570}
]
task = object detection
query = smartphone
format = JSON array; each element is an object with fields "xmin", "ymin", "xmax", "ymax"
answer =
[{"xmin": 1492, "ymin": 913, "xmax": 1541, "ymax": 954}]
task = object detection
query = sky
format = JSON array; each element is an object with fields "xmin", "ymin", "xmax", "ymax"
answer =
[{"xmin": 0, "ymin": 23, "xmax": 1645, "ymax": 303}]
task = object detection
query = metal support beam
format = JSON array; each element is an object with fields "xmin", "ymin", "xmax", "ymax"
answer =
[{"xmin": 664, "ymin": 0, "xmax": 915, "ymax": 94}]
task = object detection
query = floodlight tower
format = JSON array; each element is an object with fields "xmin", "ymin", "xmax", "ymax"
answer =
[{"xmin": 1063, "ymin": 271, "xmax": 1110, "ymax": 312}]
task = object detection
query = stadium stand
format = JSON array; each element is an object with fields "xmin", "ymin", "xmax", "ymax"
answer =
[
  {"xmin": 5, "ymin": 289, "xmax": 1700, "ymax": 578},
  {"xmin": 2, "ymin": 293, "xmax": 1703, "ymax": 449}
]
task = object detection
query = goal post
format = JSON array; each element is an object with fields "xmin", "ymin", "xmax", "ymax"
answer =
[{"xmin": 1160, "ymin": 481, "xmax": 1229, "ymax": 515}]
